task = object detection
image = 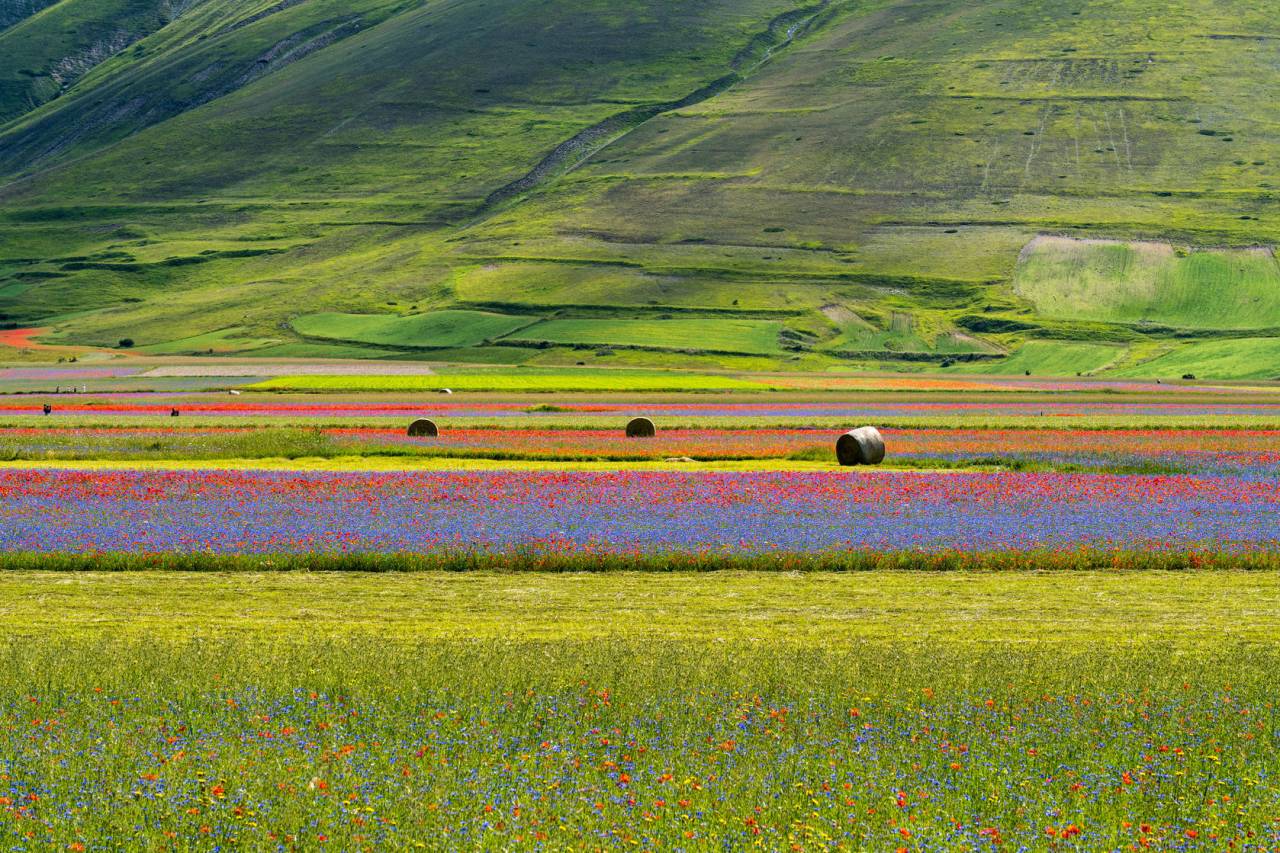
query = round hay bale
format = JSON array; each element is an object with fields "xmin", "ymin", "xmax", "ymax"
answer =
[
  {"xmin": 625, "ymin": 416, "xmax": 656, "ymax": 438},
  {"xmin": 407, "ymin": 418, "xmax": 439, "ymax": 437},
  {"xmin": 836, "ymin": 426, "xmax": 885, "ymax": 466}
]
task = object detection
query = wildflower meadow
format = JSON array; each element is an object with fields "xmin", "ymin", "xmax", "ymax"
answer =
[{"xmin": 1, "ymin": 379, "xmax": 1279, "ymax": 850}]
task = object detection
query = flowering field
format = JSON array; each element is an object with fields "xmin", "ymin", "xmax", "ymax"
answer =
[
  {"xmin": 1, "ymin": 467, "xmax": 1277, "ymax": 562},
  {"xmin": 2, "ymin": 384, "xmax": 1280, "ymax": 850},
  {"xmin": 2, "ymin": 613, "xmax": 1279, "ymax": 850}
]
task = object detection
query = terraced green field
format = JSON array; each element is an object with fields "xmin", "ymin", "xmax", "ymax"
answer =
[
  {"xmin": 1015, "ymin": 238, "xmax": 1280, "ymax": 329},
  {"xmin": 510, "ymin": 317, "xmax": 787, "ymax": 354},
  {"xmin": 293, "ymin": 310, "xmax": 530, "ymax": 349},
  {"xmin": 957, "ymin": 340, "xmax": 1125, "ymax": 376},
  {"xmin": 827, "ymin": 311, "xmax": 997, "ymax": 355},
  {"xmin": 1109, "ymin": 337, "xmax": 1280, "ymax": 381}
]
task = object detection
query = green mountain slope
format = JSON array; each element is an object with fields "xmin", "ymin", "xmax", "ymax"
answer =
[
  {"xmin": 1, "ymin": 0, "xmax": 1278, "ymax": 379},
  {"xmin": 0, "ymin": 0, "xmax": 61, "ymax": 31},
  {"xmin": 0, "ymin": 0, "xmax": 210, "ymax": 126}
]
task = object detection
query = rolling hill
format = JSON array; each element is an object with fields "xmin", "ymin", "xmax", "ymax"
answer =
[{"xmin": 1, "ymin": 0, "xmax": 1278, "ymax": 378}]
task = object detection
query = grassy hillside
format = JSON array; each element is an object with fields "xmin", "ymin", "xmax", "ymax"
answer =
[
  {"xmin": 1108, "ymin": 338, "xmax": 1280, "ymax": 381},
  {"xmin": 0, "ymin": 0, "xmax": 192, "ymax": 126},
  {"xmin": 0, "ymin": 1, "xmax": 61, "ymax": 32},
  {"xmin": 1015, "ymin": 238, "xmax": 1280, "ymax": 329},
  {"xmin": 0, "ymin": 0, "xmax": 1278, "ymax": 379}
]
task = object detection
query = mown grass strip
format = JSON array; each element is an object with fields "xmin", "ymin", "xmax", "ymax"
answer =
[{"xmin": 4, "ymin": 568, "xmax": 1280, "ymax": 644}]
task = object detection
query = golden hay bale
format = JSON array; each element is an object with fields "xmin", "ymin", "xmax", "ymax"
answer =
[
  {"xmin": 626, "ymin": 417, "xmax": 657, "ymax": 438},
  {"xmin": 836, "ymin": 426, "xmax": 885, "ymax": 466},
  {"xmin": 407, "ymin": 418, "xmax": 439, "ymax": 437}
]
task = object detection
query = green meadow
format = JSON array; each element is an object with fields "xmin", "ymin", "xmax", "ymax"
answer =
[
  {"xmin": 509, "ymin": 317, "xmax": 788, "ymax": 355},
  {"xmin": 1014, "ymin": 238, "xmax": 1280, "ymax": 330},
  {"xmin": 137, "ymin": 327, "xmax": 282, "ymax": 355},
  {"xmin": 953, "ymin": 340, "xmax": 1125, "ymax": 376},
  {"xmin": 292, "ymin": 311, "xmax": 532, "ymax": 349},
  {"xmin": 1109, "ymin": 338, "xmax": 1280, "ymax": 381}
]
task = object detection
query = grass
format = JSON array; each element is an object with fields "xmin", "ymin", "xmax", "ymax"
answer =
[
  {"xmin": 0, "ymin": 421, "xmax": 1271, "ymax": 468},
  {"xmin": 450, "ymin": 262, "xmax": 798, "ymax": 311},
  {"xmin": 829, "ymin": 311, "xmax": 927, "ymax": 351},
  {"xmin": 0, "ymin": 548, "xmax": 1276, "ymax": 574},
  {"xmin": 249, "ymin": 372, "xmax": 773, "ymax": 393},
  {"xmin": 507, "ymin": 317, "xmax": 786, "ymax": 354},
  {"xmin": 0, "ymin": 1, "xmax": 60, "ymax": 32},
  {"xmin": 0, "ymin": 428, "xmax": 820, "ymax": 466},
  {"xmin": 1, "ymin": 572, "xmax": 1280, "ymax": 848},
  {"xmin": 137, "ymin": 327, "xmax": 280, "ymax": 355},
  {"xmin": 2, "ymin": 569, "xmax": 1279, "ymax": 640},
  {"xmin": 292, "ymin": 310, "xmax": 532, "ymax": 349},
  {"xmin": 2, "ymin": 0, "xmax": 1279, "ymax": 374},
  {"xmin": 0, "ymin": 427, "xmax": 350, "ymax": 462},
  {"xmin": 247, "ymin": 341, "xmax": 410, "ymax": 360},
  {"xmin": 1015, "ymin": 238, "xmax": 1280, "ymax": 330},
  {"xmin": 0, "ymin": 0, "xmax": 176, "ymax": 124},
  {"xmin": 955, "ymin": 339, "xmax": 1125, "ymax": 376},
  {"xmin": 1108, "ymin": 337, "xmax": 1280, "ymax": 381}
]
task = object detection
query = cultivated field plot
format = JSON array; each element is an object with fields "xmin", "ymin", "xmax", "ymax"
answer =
[
  {"xmin": 0, "ymin": 384, "xmax": 1278, "ymax": 560},
  {"xmin": 1015, "ymin": 238, "xmax": 1280, "ymax": 330},
  {"xmin": 3, "ymin": 425, "xmax": 1280, "ymax": 471},
  {"xmin": 506, "ymin": 317, "xmax": 788, "ymax": 355},
  {"xmin": 2, "ymin": 466, "xmax": 1277, "ymax": 561},
  {"xmin": 1, "ymin": 379, "xmax": 1279, "ymax": 850},
  {"xmin": 292, "ymin": 311, "xmax": 532, "ymax": 349}
]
